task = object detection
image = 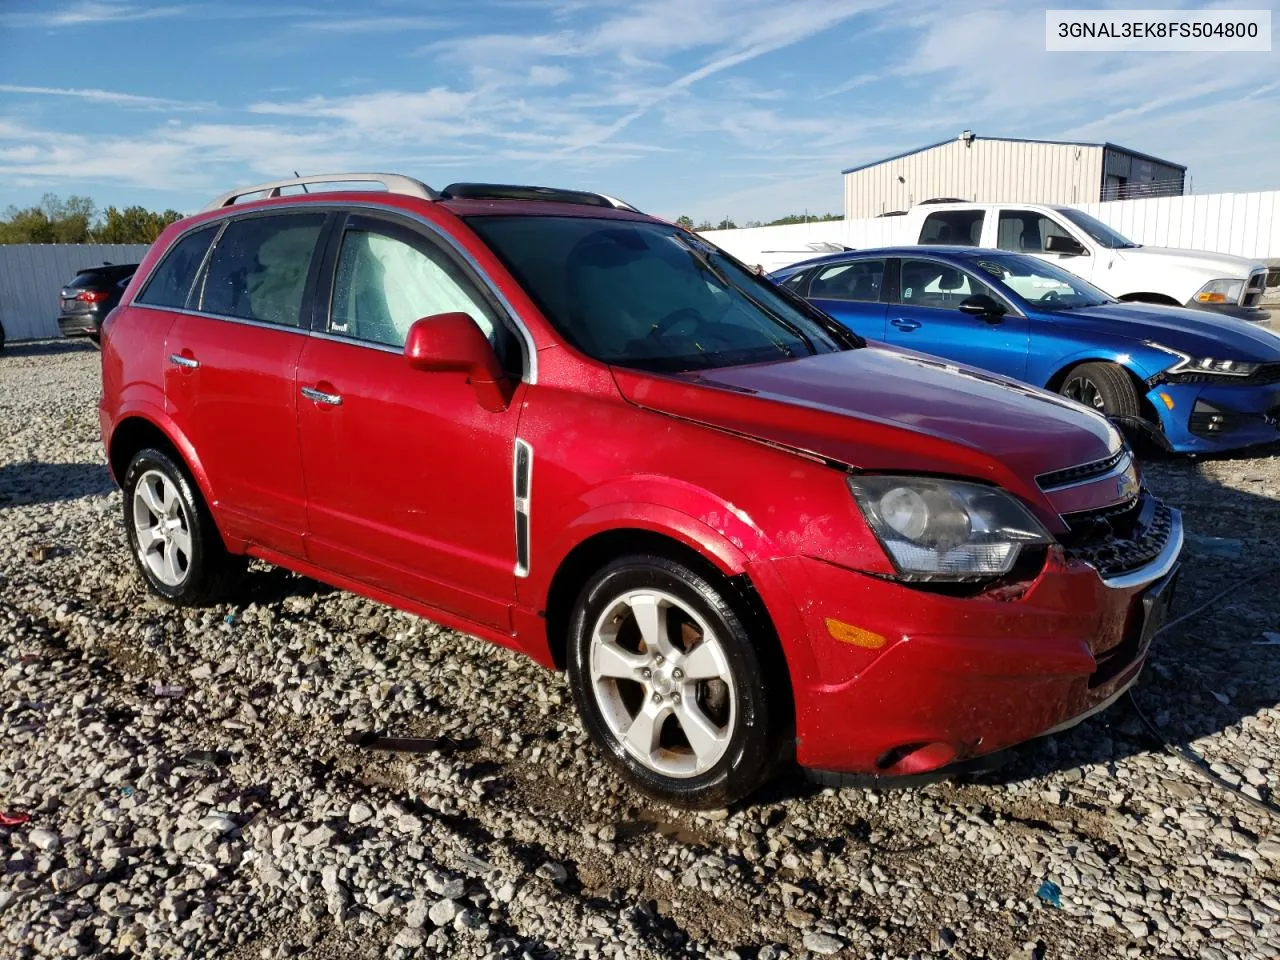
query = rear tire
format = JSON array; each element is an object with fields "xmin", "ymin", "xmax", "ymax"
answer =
[
  {"xmin": 1059, "ymin": 362, "xmax": 1141, "ymax": 420},
  {"xmin": 122, "ymin": 447, "xmax": 243, "ymax": 605},
  {"xmin": 567, "ymin": 554, "xmax": 785, "ymax": 809}
]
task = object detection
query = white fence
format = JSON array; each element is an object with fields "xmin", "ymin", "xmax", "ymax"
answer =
[{"xmin": 703, "ymin": 190, "xmax": 1280, "ymax": 274}]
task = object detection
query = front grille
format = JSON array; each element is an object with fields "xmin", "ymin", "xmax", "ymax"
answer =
[
  {"xmin": 1061, "ymin": 493, "xmax": 1173, "ymax": 579},
  {"xmin": 1242, "ymin": 270, "xmax": 1267, "ymax": 308},
  {"xmin": 1036, "ymin": 448, "xmax": 1125, "ymax": 491}
]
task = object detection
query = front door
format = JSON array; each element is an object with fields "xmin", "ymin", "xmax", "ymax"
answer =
[
  {"xmin": 164, "ymin": 211, "xmax": 327, "ymax": 558},
  {"xmin": 885, "ymin": 257, "xmax": 1030, "ymax": 381},
  {"xmin": 296, "ymin": 213, "xmax": 525, "ymax": 630}
]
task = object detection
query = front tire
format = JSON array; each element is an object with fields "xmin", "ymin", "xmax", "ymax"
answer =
[
  {"xmin": 567, "ymin": 554, "xmax": 785, "ymax": 808},
  {"xmin": 122, "ymin": 447, "xmax": 242, "ymax": 605},
  {"xmin": 1060, "ymin": 361, "xmax": 1141, "ymax": 420}
]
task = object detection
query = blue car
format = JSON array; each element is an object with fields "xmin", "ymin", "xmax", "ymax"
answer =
[{"xmin": 771, "ymin": 247, "xmax": 1280, "ymax": 454}]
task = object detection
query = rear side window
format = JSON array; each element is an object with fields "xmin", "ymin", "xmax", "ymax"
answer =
[
  {"xmin": 918, "ymin": 211, "xmax": 983, "ymax": 246},
  {"xmin": 136, "ymin": 225, "xmax": 219, "ymax": 309},
  {"xmin": 809, "ymin": 260, "xmax": 885, "ymax": 302},
  {"xmin": 197, "ymin": 214, "xmax": 325, "ymax": 327},
  {"xmin": 996, "ymin": 211, "xmax": 1075, "ymax": 253}
]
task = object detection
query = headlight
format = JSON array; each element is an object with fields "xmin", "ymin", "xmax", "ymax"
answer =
[
  {"xmin": 1194, "ymin": 279, "xmax": 1244, "ymax": 305},
  {"xmin": 1149, "ymin": 343, "xmax": 1259, "ymax": 377},
  {"xmin": 847, "ymin": 475, "xmax": 1052, "ymax": 581}
]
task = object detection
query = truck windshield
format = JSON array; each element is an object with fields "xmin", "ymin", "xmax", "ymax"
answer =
[
  {"xmin": 968, "ymin": 252, "xmax": 1116, "ymax": 309},
  {"xmin": 466, "ymin": 215, "xmax": 858, "ymax": 373},
  {"xmin": 1055, "ymin": 209, "xmax": 1140, "ymax": 249}
]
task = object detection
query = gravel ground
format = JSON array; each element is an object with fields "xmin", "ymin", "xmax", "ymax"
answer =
[{"xmin": 2, "ymin": 340, "xmax": 1279, "ymax": 960}]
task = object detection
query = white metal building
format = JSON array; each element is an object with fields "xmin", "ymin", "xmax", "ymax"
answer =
[{"xmin": 842, "ymin": 132, "xmax": 1186, "ymax": 219}]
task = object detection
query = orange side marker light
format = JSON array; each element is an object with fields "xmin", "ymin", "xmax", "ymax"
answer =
[{"xmin": 824, "ymin": 618, "xmax": 887, "ymax": 649}]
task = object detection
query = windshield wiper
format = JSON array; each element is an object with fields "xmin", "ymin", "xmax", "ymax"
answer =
[{"xmin": 673, "ymin": 239, "xmax": 817, "ymax": 356}]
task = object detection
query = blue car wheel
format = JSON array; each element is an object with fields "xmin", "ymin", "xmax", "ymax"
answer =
[{"xmin": 1060, "ymin": 362, "xmax": 1142, "ymax": 420}]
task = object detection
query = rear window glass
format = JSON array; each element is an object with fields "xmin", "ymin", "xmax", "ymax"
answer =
[
  {"xmin": 197, "ymin": 214, "xmax": 325, "ymax": 327},
  {"xmin": 136, "ymin": 226, "xmax": 219, "ymax": 309},
  {"xmin": 918, "ymin": 211, "xmax": 984, "ymax": 246}
]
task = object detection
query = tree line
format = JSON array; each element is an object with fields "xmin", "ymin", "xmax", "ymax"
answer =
[
  {"xmin": 0, "ymin": 194, "xmax": 183, "ymax": 245},
  {"xmin": 676, "ymin": 212, "xmax": 842, "ymax": 231}
]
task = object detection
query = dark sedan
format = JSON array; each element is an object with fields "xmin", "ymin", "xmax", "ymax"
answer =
[{"xmin": 59, "ymin": 263, "xmax": 137, "ymax": 342}]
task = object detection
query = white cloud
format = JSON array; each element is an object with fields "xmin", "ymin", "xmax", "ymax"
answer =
[{"xmin": 0, "ymin": 84, "xmax": 203, "ymax": 110}]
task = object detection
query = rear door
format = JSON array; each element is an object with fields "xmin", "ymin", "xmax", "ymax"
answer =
[
  {"xmin": 164, "ymin": 211, "xmax": 328, "ymax": 558},
  {"xmin": 295, "ymin": 211, "xmax": 526, "ymax": 629},
  {"xmin": 804, "ymin": 257, "xmax": 889, "ymax": 340},
  {"xmin": 884, "ymin": 256, "xmax": 1030, "ymax": 380}
]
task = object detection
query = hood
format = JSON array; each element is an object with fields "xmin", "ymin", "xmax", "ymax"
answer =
[
  {"xmin": 1115, "ymin": 245, "xmax": 1264, "ymax": 278},
  {"xmin": 1053, "ymin": 301, "xmax": 1280, "ymax": 361},
  {"xmin": 612, "ymin": 346, "xmax": 1122, "ymax": 521}
]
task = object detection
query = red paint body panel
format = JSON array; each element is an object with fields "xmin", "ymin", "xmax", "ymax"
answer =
[{"xmin": 99, "ymin": 188, "xmax": 1181, "ymax": 779}]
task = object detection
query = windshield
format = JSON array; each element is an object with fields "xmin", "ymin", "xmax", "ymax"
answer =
[
  {"xmin": 465, "ymin": 215, "xmax": 855, "ymax": 373},
  {"xmin": 967, "ymin": 252, "xmax": 1115, "ymax": 309},
  {"xmin": 1055, "ymin": 208, "xmax": 1139, "ymax": 249}
]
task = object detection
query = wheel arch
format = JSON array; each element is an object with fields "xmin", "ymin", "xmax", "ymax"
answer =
[
  {"xmin": 1044, "ymin": 356, "xmax": 1162, "ymax": 428},
  {"xmin": 107, "ymin": 408, "xmax": 218, "ymax": 517},
  {"xmin": 1117, "ymin": 292, "xmax": 1181, "ymax": 306}
]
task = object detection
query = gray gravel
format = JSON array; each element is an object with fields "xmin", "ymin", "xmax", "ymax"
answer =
[{"xmin": 2, "ymin": 340, "xmax": 1279, "ymax": 959}]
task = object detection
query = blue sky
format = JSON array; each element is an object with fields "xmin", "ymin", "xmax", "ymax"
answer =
[{"xmin": 0, "ymin": 0, "xmax": 1276, "ymax": 223}]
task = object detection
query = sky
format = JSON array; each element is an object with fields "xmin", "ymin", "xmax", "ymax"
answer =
[{"xmin": 0, "ymin": 0, "xmax": 1276, "ymax": 224}]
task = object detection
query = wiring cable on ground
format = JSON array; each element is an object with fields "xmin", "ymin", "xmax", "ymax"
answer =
[{"xmin": 1127, "ymin": 562, "xmax": 1280, "ymax": 820}]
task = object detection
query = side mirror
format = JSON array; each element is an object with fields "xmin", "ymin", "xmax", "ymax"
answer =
[
  {"xmin": 958, "ymin": 294, "xmax": 1008, "ymax": 323},
  {"xmin": 404, "ymin": 312, "xmax": 511, "ymax": 411},
  {"xmin": 1044, "ymin": 234, "xmax": 1086, "ymax": 256}
]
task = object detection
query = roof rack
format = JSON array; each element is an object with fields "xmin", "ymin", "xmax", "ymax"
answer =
[
  {"xmin": 203, "ymin": 173, "xmax": 438, "ymax": 211},
  {"xmin": 439, "ymin": 182, "xmax": 639, "ymax": 212}
]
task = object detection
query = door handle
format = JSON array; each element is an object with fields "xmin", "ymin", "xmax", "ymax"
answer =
[
  {"xmin": 890, "ymin": 318, "xmax": 921, "ymax": 332},
  {"xmin": 168, "ymin": 353, "xmax": 199, "ymax": 369},
  {"xmin": 301, "ymin": 386, "xmax": 343, "ymax": 406}
]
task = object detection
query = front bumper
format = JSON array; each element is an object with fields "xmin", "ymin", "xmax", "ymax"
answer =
[
  {"xmin": 1148, "ymin": 380, "xmax": 1280, "ymax": 453},
  {"xmin": 1183, "ymin": 299, "xmax": 1271, "ymax": 325},
  {"xmin": 748, "ymin": 510, "xmax": 1182, "ymax": 775}
]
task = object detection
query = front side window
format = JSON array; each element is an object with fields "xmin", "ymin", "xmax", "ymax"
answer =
[
  {"xmin": 1056, "ymin": 208, "xmax": 1139, "ymax": 248},
  {"xmin": 465, "ymin": 215, "xmax": 856, "ymax": 373},
  {"xmin": 137, "ymin": 225, "xmax": 218, "ymax": 309},
  {"xmin": 331, "ymin": 228, "xmax": 501, "ymax": 351},
  {"xmin": 996, "ymin": 211, "xmax": 1074, "ymax": 253},
  {"xmin": 900, "ymin": 259, "xmax": 996, "ymax": 309},
  {"xmin": 809, "ymin": 259, "xmax": 885, "ymax": 302},
  {"xmin": 918, "ymin": 210, "xmax": 983, "ymax": 246},
  {"xmin": 197, "ymin": 213, "xmax": 325, "ymax": 327},
  {"xmin": 968, "ymin": 253, "xmax": 1113, "ymax": 309}
]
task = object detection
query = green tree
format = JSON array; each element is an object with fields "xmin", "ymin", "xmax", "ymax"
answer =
[
  {"xmin": 0, "ymin": 194, "xmax": 184, "ymax": 244},
  {"xmin": 675, "ymin": 215, "xmax": 694, "ymax": 229},
  {"xmin": 694, "ymin": 220, "xmax": 714, "ymax": 231},
  {"xmin": 765, "ymin": 213, "xmax": 843, "ymax": 226},
  {"xmin": 714, "ymin": 217, "xmax": 737, "ymax": 230},
  {"xmin": 93, "ymin": 205, "xmax": 183, "ymax": 244}
]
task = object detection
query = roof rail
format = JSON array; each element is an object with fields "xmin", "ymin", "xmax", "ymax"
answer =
[
  {"xmin": 203, "ymin": 173, "xmax": 438, "ymax": 211},
  {"xmin": 438, "ymin": 182, "xmax": 639, "ymax": 212}
]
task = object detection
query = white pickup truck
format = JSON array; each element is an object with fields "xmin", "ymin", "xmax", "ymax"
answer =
[{"xmin": 900, "ymin": 201, "xmax": 1270, "ymax": 322}]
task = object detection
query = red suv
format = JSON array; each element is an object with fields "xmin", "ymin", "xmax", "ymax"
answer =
[{"xmin": 99, "ymin": 174, "xmax": 1183, "ymax": 807}]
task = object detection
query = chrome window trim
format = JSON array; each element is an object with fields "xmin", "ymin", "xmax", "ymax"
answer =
[
  {"xmin": 310, "ymin": 329, "xmax": 402, "ymax": 356},
  {"xmin": 131, "ymin": 303, "xmax": 312, "ymax": 336}
]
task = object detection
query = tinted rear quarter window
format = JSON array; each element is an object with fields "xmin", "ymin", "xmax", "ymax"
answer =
[
  {"xmin": 136, "ymin": 225, "xmax": 219, "ymax": 309},
  {"xmin": 197, "ymin": 214, "xmax": 325, "ymax": 327},
  {"xmin": 918, "ymin": 211, "xmax": 984, "ymax": 246}
]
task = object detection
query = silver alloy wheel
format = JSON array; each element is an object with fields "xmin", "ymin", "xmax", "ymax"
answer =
[
  {"xmin": 589, "ymin": 588, "xmax": 736, "ymax": 778},
  {"xmin": 131, "ymin": 469, "xmax": 193, "ymax": 587}
]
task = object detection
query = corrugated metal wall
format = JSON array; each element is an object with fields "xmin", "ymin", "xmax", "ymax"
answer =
[
  {"xmin": 0, "ymin": 244, "xmax": 151, "ymax": 341},
  {"xmin": 704, "ymin": 189, "xmax": 1280, "ymax": 271},
  {"xmin": 843, "ymin": 140, "xmax": 1105, "ymax": 219}
]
